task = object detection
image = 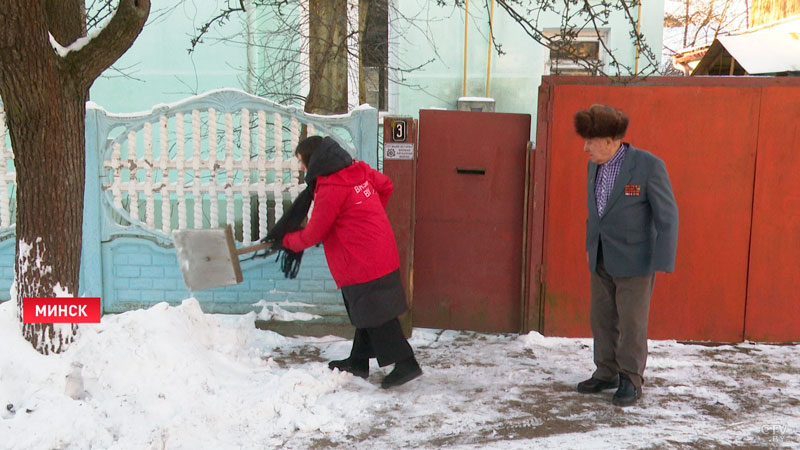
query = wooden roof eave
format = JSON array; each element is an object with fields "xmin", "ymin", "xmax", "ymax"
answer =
[{"xmin": 691, "ymin": 40, "xmax": 726, "ymax": 76}]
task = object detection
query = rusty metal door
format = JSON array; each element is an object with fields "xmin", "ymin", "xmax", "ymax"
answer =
[{"xmin": 412, "ymin": 110, "xmax": 531, "ymax": 332}]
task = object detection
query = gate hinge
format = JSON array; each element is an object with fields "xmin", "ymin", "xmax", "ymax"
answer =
[{"xmin": 527, "ymin": 140, "xmax": 534, "ymax": 151}]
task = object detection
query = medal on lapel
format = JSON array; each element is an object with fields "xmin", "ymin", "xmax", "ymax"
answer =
[{"xmin": 625, "ymin": 184, "xmax": 641, "ymax": 196}]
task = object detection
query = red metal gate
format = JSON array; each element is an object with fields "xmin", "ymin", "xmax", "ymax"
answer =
[
  {"xmin": 530, "ymin": 76, "xmax": 800, "ymax": 342},
  {"xmin": 745, "ymin": 85, "xmax": 800, "ymax": 342},
  {"xmin": 412, "ymin": 110, "xmax": 531, "ymax": 332}
]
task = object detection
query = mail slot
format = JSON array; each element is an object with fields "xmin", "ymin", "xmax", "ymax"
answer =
[{"xmin": 456, "ymin": 167, "xmax": 486, "ymax": 175}]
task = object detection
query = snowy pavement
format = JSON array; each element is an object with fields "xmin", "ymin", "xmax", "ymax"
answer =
[{"xmin": 1, "ymin": 299, "xmax": 798, "ymax": 449}]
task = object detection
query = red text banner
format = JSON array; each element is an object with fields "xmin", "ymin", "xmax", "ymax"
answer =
[{"xmin": 22, "ymin": 297, "xmax": 101, "ymax": 323}]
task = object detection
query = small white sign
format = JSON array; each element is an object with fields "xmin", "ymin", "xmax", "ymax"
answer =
[{"xmin": 384, "ymin": 143, "xmax": 415, "ymax": 160}]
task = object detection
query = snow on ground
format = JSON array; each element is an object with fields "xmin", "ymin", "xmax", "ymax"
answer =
[{"xmin": 1, "ymin": 299, "xmax": 799, "ymax": 449}]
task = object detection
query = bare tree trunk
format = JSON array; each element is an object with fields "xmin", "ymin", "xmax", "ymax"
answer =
[
  {"xmin": 683, "ymin": 0, "xmax": 690, "ymax": 47},
  {"xmin": 307, "ymin": 0, "xmax": 349, "ymax": 115},
  {"xmin": 13, "ymin": 96, "xmax": 86, "ymax": 354},
  {"xmin": 0, "ymin": 0, "xmax": 150, "ymax": 354},
  {"xmin": 0, "ymin": 1, "xmax": 84, "ymax": 354},
  {"xmin": 358, "ymin": 0, "xmax": 370, "ymax": 106}
]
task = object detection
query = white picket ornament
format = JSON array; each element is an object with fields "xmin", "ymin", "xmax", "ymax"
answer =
[
  {"xmin": 191, "ymin": 109, "xmax": 202, "ymax": 229},
  {"xmin": 273, "ymin": 113, "xmax": 284, "ymax": 222},
  {"xmin": 111, "ymin": 142, "xmax": 122, "ymax": 210},
  {"xmin": 257, "ymin": 110, "xmax": 268, "ymax": 241},
  {"xmin": 224, "ymin": 112, "xmax": 235, "ymax": 230},
  {"xmin": 143, "ymin": 121, "xmax": 155, "ymax": 229},
  {"xmin": 208, "ymin": 108, "xmax": 219, "ymax": 228},
  {"xmin": 160, "ymin": 115, "xmax": 171, "ymax": 234},
  {"xmin": 241, "ymin": 109, "xmax": 252, "ymax": 245},
  {"xmin": 127, "ymin": 131, "xmax": 138, "ymax": 223}
]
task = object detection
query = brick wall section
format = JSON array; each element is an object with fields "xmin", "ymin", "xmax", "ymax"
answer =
[
  {"xmin": 0, "ymin": 236, "xmax": 348, "ymax": 323},
  {"xmin": 102, "ymin": 238, "xmax": 347, "ymax": 320}
]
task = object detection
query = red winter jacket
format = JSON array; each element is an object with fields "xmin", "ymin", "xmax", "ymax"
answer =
[{"xmin": 282, "ymin": 161, "xmax": 399, "ymax": 288}]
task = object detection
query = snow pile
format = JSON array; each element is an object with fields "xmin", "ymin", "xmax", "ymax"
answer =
[
  {"xmin": 1, "ymin": 301, "xmax": 799, "ymax": 449},
  {"xmin": 0, "ymin": 299, "xmax": 361, "ymax": 449}
]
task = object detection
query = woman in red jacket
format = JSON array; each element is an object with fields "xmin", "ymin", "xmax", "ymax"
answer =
[{"xmin": 280, "ymin": 135, "xmax": 422, "ymax": 389}]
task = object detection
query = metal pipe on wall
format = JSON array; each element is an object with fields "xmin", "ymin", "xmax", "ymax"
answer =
[
  {"xmin": 463, "ymin": 0, "xmax": 470, "ymax": 97},
  {"xmin": 485, "ymin": 0, "xmax": 495, "ymax": 97},
  {"xmin": 634, "ymin": 0, "xmax": 642, "ymax": 74}
]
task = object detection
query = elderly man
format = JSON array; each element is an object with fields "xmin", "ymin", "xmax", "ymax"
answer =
[{"xmin": 574, "ymin": 104, "xmax": 679, "ymax": 407}]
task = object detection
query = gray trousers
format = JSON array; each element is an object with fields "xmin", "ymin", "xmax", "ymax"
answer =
[{"xmin": 590, "ymin": 256, "xmax": 655, "ymax": 389}]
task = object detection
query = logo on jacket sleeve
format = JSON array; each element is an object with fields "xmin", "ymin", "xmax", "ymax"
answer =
[
  {"xmin": 624, "ymin": 184, "xmax": 641, "ymax": 196},
  {"xmin": 354, "ymin": 181, "xmax": 372, "ymax": 198}
]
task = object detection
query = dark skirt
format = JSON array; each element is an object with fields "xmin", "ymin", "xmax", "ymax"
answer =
[{"xmin": 341, "ymin": 269, "xmax": 408, "ymax": 328}]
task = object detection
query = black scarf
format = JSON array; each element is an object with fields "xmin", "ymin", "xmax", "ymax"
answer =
[{"xmin": 262, "ymin": 136, "xmax": 353, "ymax": 278}]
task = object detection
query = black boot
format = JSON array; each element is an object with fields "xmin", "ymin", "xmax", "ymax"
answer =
[
  {"xmin": 577, "ymin": 376, "xmax": 619, "ymax": 393},
  {"xmin": 612, "ymin": 373, "xmax": 642, "ymax": 407},
  {"xmin": 328, "ymin": 357, "xmax": 368, "ymax": 379},
  {"xmin": 380, "ymin": 356, "xmax": 422, "ymax": 389}
]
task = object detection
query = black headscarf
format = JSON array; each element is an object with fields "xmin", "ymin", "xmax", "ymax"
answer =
[{"xmin": 262, "ymin": 136, "xmax": 353, "ymax": 278}]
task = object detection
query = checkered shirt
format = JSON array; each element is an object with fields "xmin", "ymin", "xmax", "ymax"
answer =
[{"xmin": 595, "ymin": 144, "xmax": 627, "ymax": 216}]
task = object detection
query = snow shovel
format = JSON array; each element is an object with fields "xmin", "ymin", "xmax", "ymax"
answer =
[{"xmin": 173, "ymin": 225, "xmax": 273, "ymax": 291}]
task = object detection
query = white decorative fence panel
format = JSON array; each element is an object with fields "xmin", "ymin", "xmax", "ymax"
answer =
[
  {"xmin": 96, "ymin": 89, "xmax": 376, "ymax": 246},
  {"xmin": 85, "ymin": 89, "xmax": 377, "ymax": 313}
]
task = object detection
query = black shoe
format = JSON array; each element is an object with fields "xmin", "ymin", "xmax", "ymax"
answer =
[
  {"xmin": 577, "ymin": 376, "xmax": 619, "ymax": 393},
  {"xmin": 380, "ymin": 357, "xmax": 422, "ymax": 389},
  {"xmin": 612, "ymin": 374, "xmax": 642, "ymax": 407},
  {"xmin": 328, "ymin": 357, "xmax": 368, "ymax": 379}
]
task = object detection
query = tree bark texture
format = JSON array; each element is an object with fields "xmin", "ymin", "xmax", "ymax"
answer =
[
  {"xmin": 46, "ymin": 0, "xmax": 87, "ymax": 46},
  {"xmin": 0, "ymin": 0, "xmax": 149, "ymax": 354},
  {"xmin": 307, "ymin": 0, "xmax": 349, "ymax": 115},
  {"xmin": 357, "ymin": 0, "xmax": 370, "ymax": 106}
]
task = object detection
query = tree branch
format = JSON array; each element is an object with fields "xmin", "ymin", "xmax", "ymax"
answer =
[
  {"xmin": 189, "ymin": 5, "xmax": 246, "ymax": 54},
  {"xmin": 66, "ymin": 0, "xmax": 150, "ymax": 89}
]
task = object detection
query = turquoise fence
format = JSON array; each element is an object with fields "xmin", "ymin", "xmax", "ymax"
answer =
[
  {"xmin": 0, "ymin": 102, "xmax": 13, "ymax": 299},
  {"xmin": 0, "ymin": 90, "xmax": 378, "ymax": 318}
]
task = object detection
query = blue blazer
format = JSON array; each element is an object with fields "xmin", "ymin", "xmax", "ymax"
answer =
[{"xmin": 586, "ymin": 144, "xmax": 679, "ymax": 277}]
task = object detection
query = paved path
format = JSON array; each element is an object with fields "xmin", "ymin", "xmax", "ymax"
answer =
[{"xmin": 264, "ymin": 326, "xmax": 800, "ymax": 449}]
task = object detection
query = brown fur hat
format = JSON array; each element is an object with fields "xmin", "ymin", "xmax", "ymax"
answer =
[{"xmin": 573, "ymin": 104, "xmax": 629, "ymax": 139}]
